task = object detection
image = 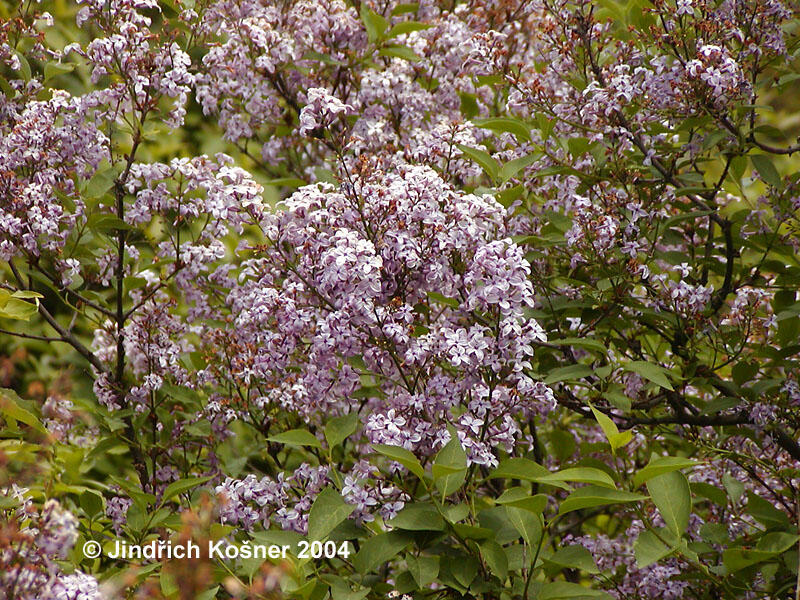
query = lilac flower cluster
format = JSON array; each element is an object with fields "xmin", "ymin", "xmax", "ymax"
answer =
[
  {"xmin": 566, "ymin": 522, "xmax": 691, "ymax": 599},
  {"xmin": 47, "ymin": 572, "xmax": 103, "ymax": 600},
  {"xmin": 684, "ymin": 45, "xmax": 750, "ymax": 110},
  {"xmin": 0, "ymin": 90, "xmax": 107, "ymax": 261},
  {"xmin": 341, "ymin": 460, "xmax": 408, "ymax": 524},
  {"xmin": 194, "ymin": 0, "xmax": 505, "ymax": 179},
  {"xmin": 216, "ymin": 460, "xmax": 408, "ymax": 533},
  {"xmin": 197, "ymin": 163, "xmax": 553, "ymax": 472},
  {"xmin": 69, "ymin": 0, "xmax": 194, "ymax": 127},
  {"xmin": 298, "ymin": 88, "xmax": 353, "ymax": 136},
  {"xmin": 0, "ymin": 493, "xmax": 102, "ymax": 600},
  {"xmin": 216, "ymin": 464, "xmax": 331, "ymax": 533},
  {"xmin": 87, "ymin": 154, "xmax": 266, "ymax": 420},
  {"xmin": 106, "ymin": 496, "xmax": 133, "ymax": 535},
  {"xmin": 196, "ymin": 0, "xmax": 365, "ymax": 145}
]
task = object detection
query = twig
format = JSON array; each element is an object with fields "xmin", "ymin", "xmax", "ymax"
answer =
[
  {"xmin": 8, "ymin": 260, "xmax": 109, "ymax": 375},
  {"xmin": 0, "ymin": 328, "xmax": 62, "ymax": 342}
]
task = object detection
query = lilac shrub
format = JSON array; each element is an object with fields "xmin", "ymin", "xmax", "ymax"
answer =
[{"xmin": 1, "ymin": 0, "xmax": 800, "ymax": 598}]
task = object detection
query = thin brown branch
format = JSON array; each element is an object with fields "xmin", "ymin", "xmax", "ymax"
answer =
[
  {"xmin": 0, "ymin": 328, "xmax": 62, "ymax": 342},
  {"xmin": 8, "ymin": 260, "xmax": 109, "ymax": 375}
]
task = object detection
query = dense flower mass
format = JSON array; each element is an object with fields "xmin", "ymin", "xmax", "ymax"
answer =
[
  {"xmin": 194, "ymin": 163, "xmax": 553, "ymax": 474},
  {"xmin": 2, "ymin": 0, "xmax": 800, "ymax": 598}
]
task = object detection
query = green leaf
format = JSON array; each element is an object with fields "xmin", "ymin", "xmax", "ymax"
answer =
[
  {"xmin": 539, "ymin": 581, "xmax": 614, "ymax": 599},
  {"xmin": 633, "ymin": 456, "xmax": 698, "ymax": 488},
  {"xmin": 452, "ymin": 523, "xmax": 494, "ymax": 540},
  {"xmin": 80, "ymin": 490, "xmax": 104, "ymax": 518},
  {"xmin": 548, "ymin": 430, "xmax": 576, "ymax": 463},
  {"xmin": 647, "ymin": 471, "xmax": 691, "ymax": 536},
  {"xmin": 10, "ymin": 291, "xmax": 43, "ymax": 300},
  {"xmin": 722, "ymin": 472, "xmax": 745, "ymax": 504},
  {"xmin": 84, "ymin": 167, "xmax": 117, "ymax": 199},
  {"xmin": 87, "ymin": 213, "xmax": 132, "ymax": 233},
  {"xmin": 489, "ymin": 458, "xmax": 558, "ymax": 485},
  {"xmin": 0, "ymin": 76, "xmax": 14, "ymax": 97},
  {"xmin": 731, "ymin": 360, "xmax": 759, "ymax": 386},
  {"xmin": 265, "ymin": 177, "xmax": 307, "ymax": 188},
  {"xmin": 729, "ymin": 155, "xmax": 747, "ymax": 181},
  {"xmin": 543, "ymin": 364, "xmax": 593, "ymax": 384},
  {"xmin": 267, "ymin": 428, "xmax": 322, "ymax": 448},
  {"xmin": 563, "ymin": 134, "xmax": 591, "ymax": 156},
  {"xmin": 161, "ymin": 476, "xmax": 212, "ymax": 505},
  {"xmin": 250, "ymin": 529, "xmax": 304, "ymax": 551},
  {"xmin": 480, "ymin": 540, "xmax": 508, "ymax": 579},
  {"xmin": 110, "ymin": 477, "xmax": 156, "ymax": 510},
  {"xmin": 307, "ymin": 489, "xmax": 355, "ymax": 541},
  {"xmin": 314, "ymin": 167, "xmax": 338, "ymax": 185},
  {"xmin": 602, "ymin": 391, "xmax": 631, "ymax": 412},
  {"xmin": 623, "ymin": 361, "xmax": 674, "ymax": 390},
  {"xmin": 196, "ymin": 587, "xmax": 220, "ymax": 600},
  {"xmin": 443, "ymin": 503, "xmax": 469, "ymax": 523},
  {"xmin": 324, "ymin": 413, "xmax": 359, "ymax": 449},
  {"xmin": 589, "ymin": 404, "xmax": 631, "ymax": 452},
  {"xmin": 426, "ymin": 291, "xmax": 459, "ymax": 309},
  {"xmin": 44, "ymin": 61, "xmax": 75, "ymax": 82},
  {"xmin": 722, "ymin": 548, "xmax": 776, "ymax": 572},
  {"xmin": 406, "ymin": 555, "xmax": 439, "ymax": 587},
  {"xmin": 559, "ymin": 486, "xmax": 646, "ymax": 515},
  {"xmin": 302, "ymin": 50, "xmax": 347, "ymax": 66},
  {"xmin": 294, "ymin": 580, "xmax": 329, "ymax": 600},
  {"xmin": 455, "ymin": 143, "xmax": 500, "ymax": 182},
  {"xmin": 433, "ymin": 432, "xmax": 467, "ymax": 496},
  {"xmin": 0, "ymin": 388, "xmax": 46, "ymax": 433},
  {"xmin": 387, "ymin": 21, "xmax": 432, "ymax": 38},
  {"xmin": 505, "ymin": 506, "xmax": 542, "ymax": 548},
  {"xmin": 477, "ymin": 507, "xmax": 521, "ymax": 545},
  {"xmin": 161, "ymin": 383, "xmax": 200, "ymax": 406},
  {"xmin": 633, "ymin": 530, "xmax": 673, "ymax": 567},
  {"xmin": 14, "ymin": 51, "xmax": 31, "ymax": 81},
  {"xmin": 699, "ymin": 397, "xmax": 740, "ymax": 416},
  {"xmin": 160, "ymin": 571, "xmax": 179, "ymax": 597},
  {"xmin": 745, "ymin": 491, "xmax": 790, "ymax": 529},
  {"xmin": 495, "ymin": 184, "xmax": 525, "ymax": 208},
  {"xmin": 495, "ymin": 488, "xmax": 548, "ymax": 512},
  {"xmin": 0, "ymin": 296, "xmax": 38, "ymax": 321},
  {"xmin": 473, "ymin": 117, "xmax": 532, "ymax": 142},
  {"xmin": 699, "ymin": 522, "xmax": 729, "ymax": 544},
  {"xmin": 750, "ymin": 154, "xmax": 782, "ymax": 187},
  {"xmin": 450, "ymin": 555, "xmax": 479, "ymax": 588},
  {"xmin": 378, "ymin": 45, "xmax": 422, "ymax": 62},
  {"xmin": 390, "ymin": 503, "xmax": 444, "ymax": 531},
  {"xmin": 550, "ymin": 337, "xmax": 607, "ymax": 354},
  {"xmin": 610, "ymin": 431, "xmax": 634, "ymax": 453},
  {"xmin": 533, "ymin": 165, "xmax": 580, "ymax": 178},
  {"xmin": 701, "ymin": 129, "xmax": 729, "ymax": 152},
  {"xmin": 544, "ymin": 544, "xmax": 599, "ymax": 574},
  {"xmin": 535, "ymin": 467, "xmax": 615, "ymax": 489},
  {"xmin": 328, "ymin": 579, "xmax": 369, "ymax": 600},
  {"xmin": 459, "ymin": 92, "xmax": 479, "ymax": 119},
  {"xmin": 372, "ymin": 444, "xmax": 425, "ymax": 480},
  {"xmin": 353, "ymin": 531, "xmax": 411, "ymax": 573},
  {"xmin": 535, "ymin": 113, "xmax": 555, "ymax": 140},
  {"xmin": 360, "ymin": 4, "xmax": 388, "ymax": 43},
  {"xmin": 500, "ymin": 153, "xmax": 540, "ymax": 182},
  {"xmin": 757, "ymin": 532, "xmax": 798, "ymax": 554},
  {"xmin": 391, "ymin": 3, "xmax": 419, "ymax": 15}
]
